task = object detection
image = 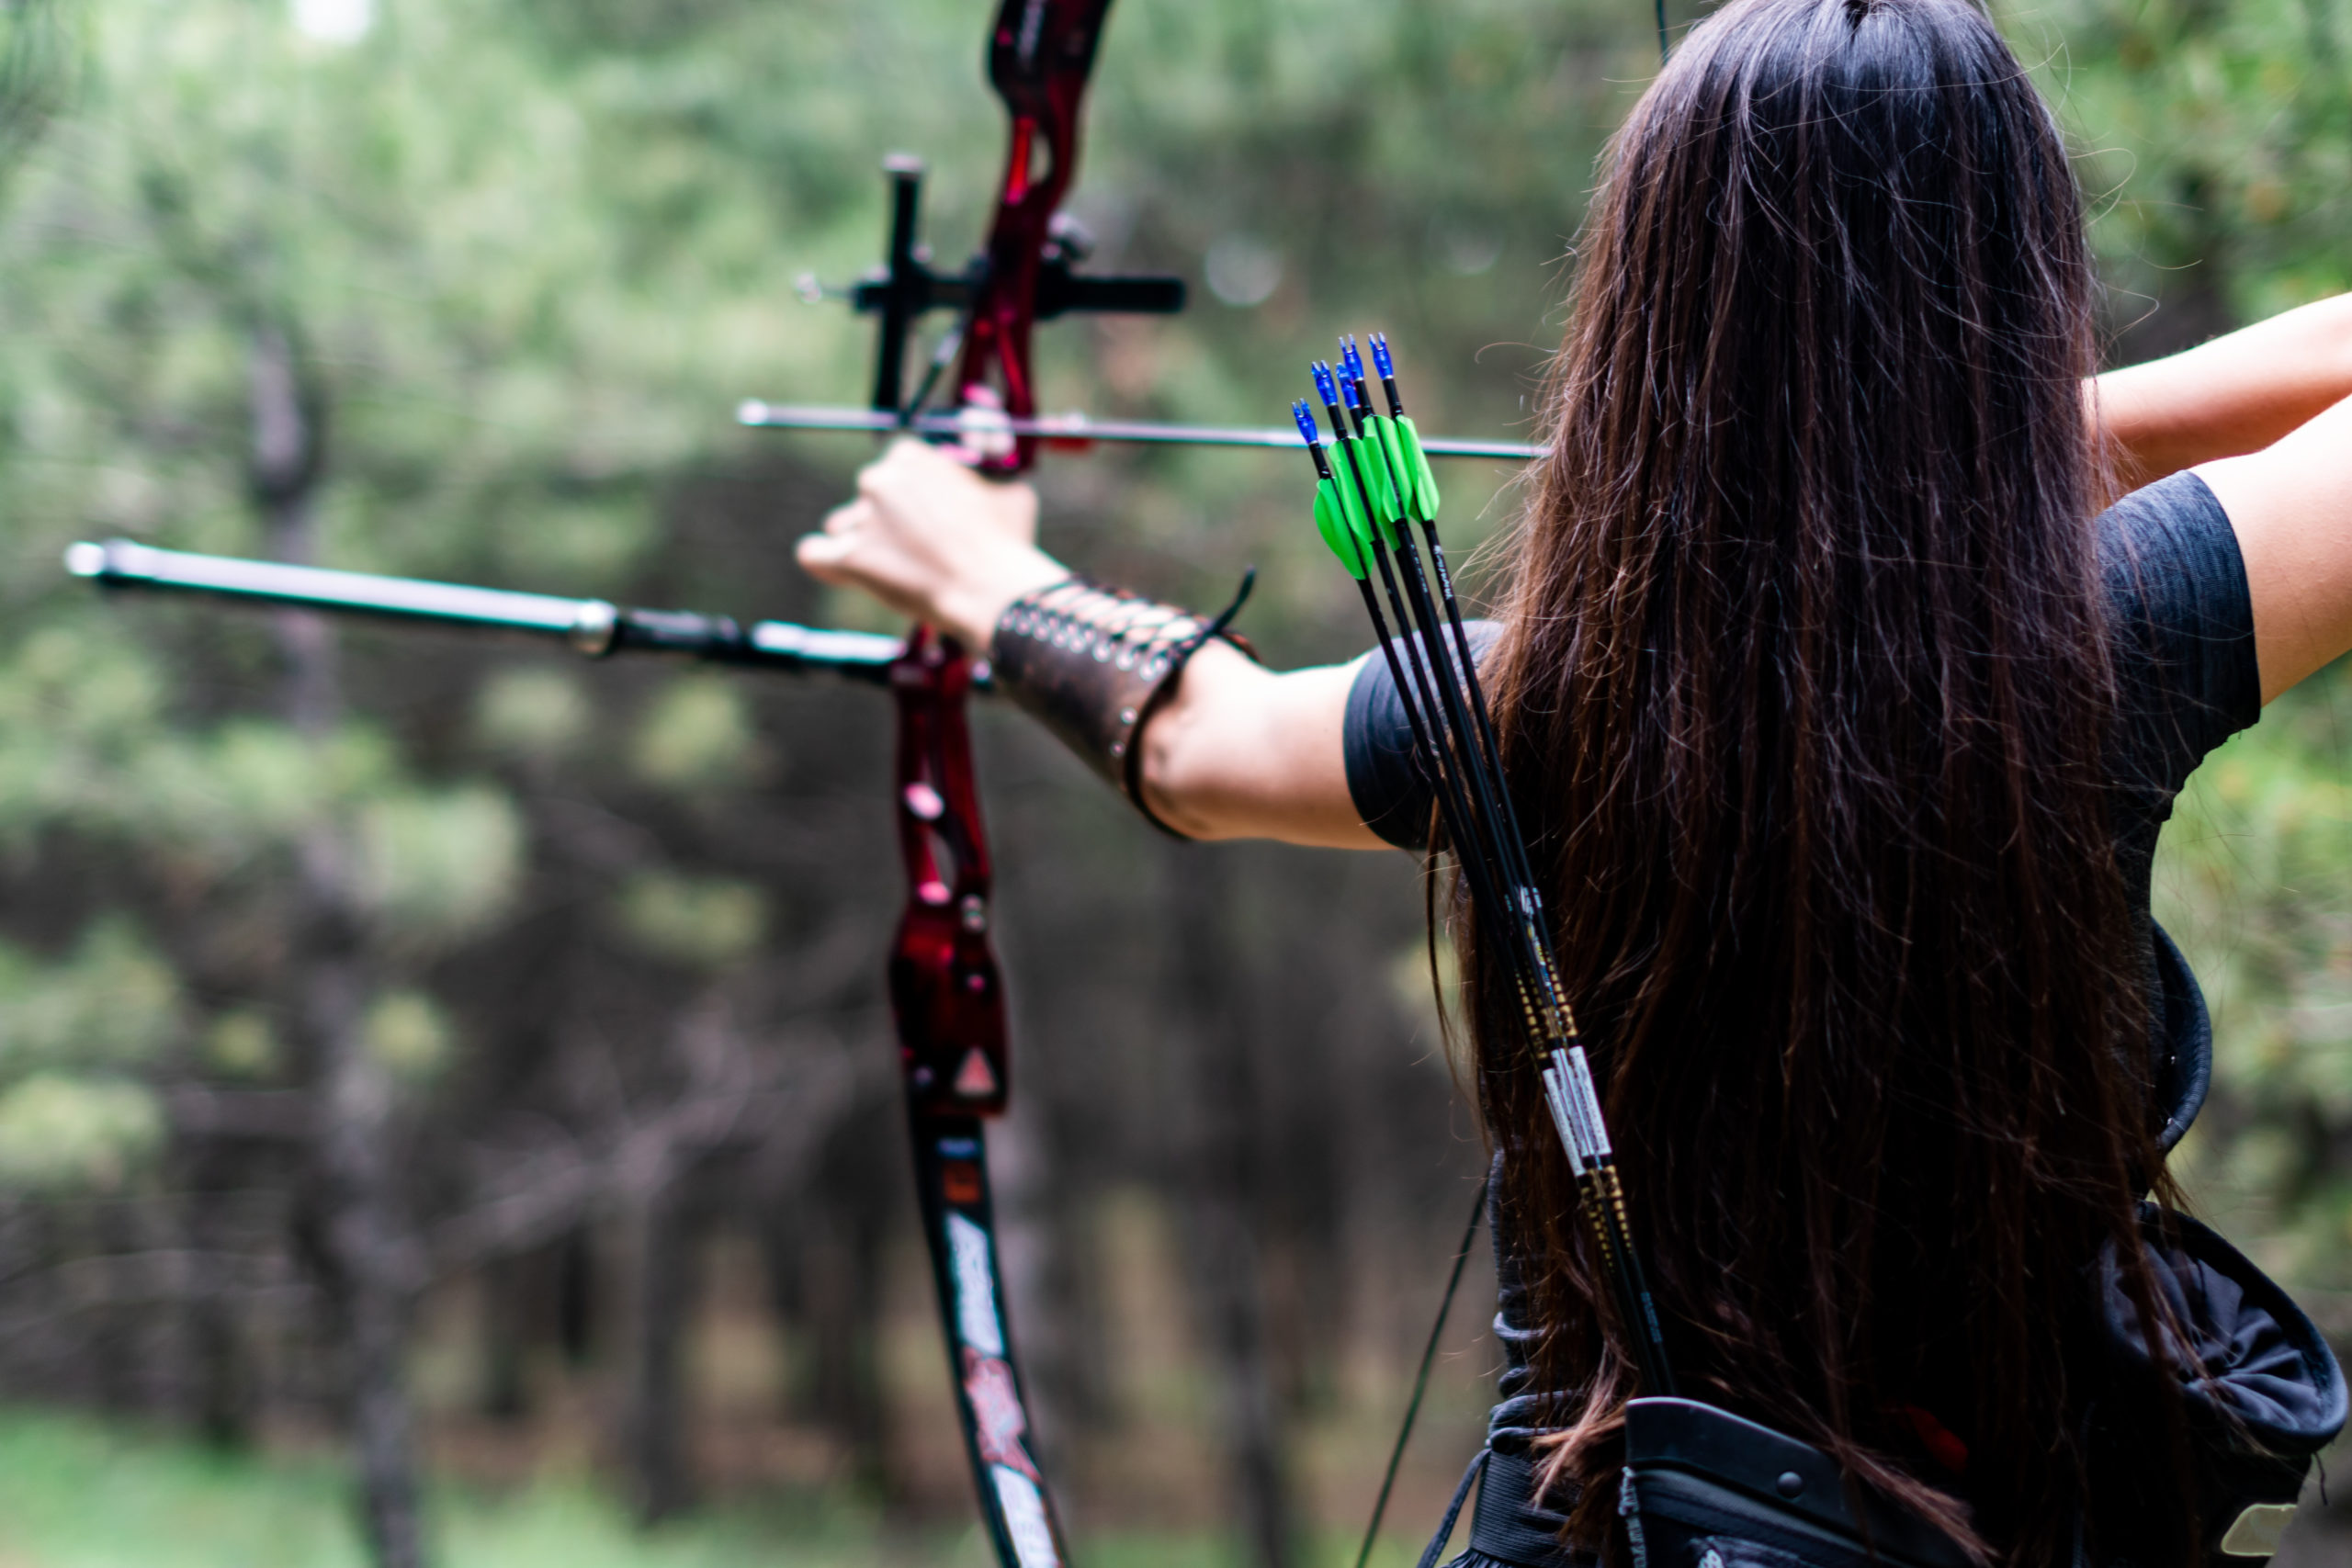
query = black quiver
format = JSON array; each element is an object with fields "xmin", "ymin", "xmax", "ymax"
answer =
[
  {"xmin": 1618, "ymin": 1399, "xmax": 1972, "ymax": 1568},
  {"xmin": 2078, "ymin": 1208, "xmax": 2346, "ymax": 1565},
  {"xmin": 1612, "ymin": 1209, "xmax": 2346, "ymax": 1568}
]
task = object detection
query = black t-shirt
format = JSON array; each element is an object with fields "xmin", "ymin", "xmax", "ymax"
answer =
[
  {"xmin": 1343, "ymin": 469, "xmax": 2257, "ymax": 1149},
  {"xmin": 1343, "ymin": 473, "xmax": 2261, "ymax": 1542}
]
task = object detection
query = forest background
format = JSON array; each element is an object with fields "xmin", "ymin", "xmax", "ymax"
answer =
[{"xmin": 0, "ymin": 0, "xmax": 2342, "ymax": 1564}]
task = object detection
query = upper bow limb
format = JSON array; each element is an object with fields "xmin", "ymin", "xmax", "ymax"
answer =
[{"xmin": 799, "ymin": 439, "xmax": 1384, "ymax": 847}]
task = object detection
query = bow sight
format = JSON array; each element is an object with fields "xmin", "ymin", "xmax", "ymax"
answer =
[
  {"xmin": 742, "ymin": 150, "xmax": 1545, "ymax": 463},
  {"xmin": 847, "ymin": 153, "xmax": 1185, "ymax": 418}
]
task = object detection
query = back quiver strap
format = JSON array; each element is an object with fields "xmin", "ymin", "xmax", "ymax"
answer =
[{"xmin": 2083, "ymin": 1206, "xmax": 2346, "ymax": 1564}]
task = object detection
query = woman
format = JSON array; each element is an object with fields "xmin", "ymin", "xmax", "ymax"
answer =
[{"xmin": 802, "ymin": 0, "xmax": 2352, "ymax": 1559}]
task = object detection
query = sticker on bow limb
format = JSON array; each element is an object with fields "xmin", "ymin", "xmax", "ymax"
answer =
[
  {"xmin": 956, "ymin": 1046, "xmax": 1001, "ymax": 1099},
  {"xmin": 964, "ymin": 1347, "xmax": 1041, "ymax": 1480},
  {"xmin": 942, "ymin": 1158, "xmax": 984, "ymax": 1205},
  {"xmin": 989, "ymin": 1463, "xmax": 1062, "ymax": 1568},
  {"xmin": 946, "ymin": 1211, "xmax": 1006, "ymax": 1356}
]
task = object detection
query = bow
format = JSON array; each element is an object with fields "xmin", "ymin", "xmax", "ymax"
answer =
[{"xmin": 859, "ymin": 6, "xmax": 1191, "ymax": 1565}]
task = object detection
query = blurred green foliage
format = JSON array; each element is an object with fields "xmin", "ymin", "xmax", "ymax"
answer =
[
  {"xmin": 0, "ymin": 1402, "xmax": 1370, "ymax": 1568},
  {"xmin": 0, "ymin": 1403, "xmax": 896, "ymax": 1568},
  {"xmin": 2041, "ymin": 0, "xmax": 2352, "ymax": 329},
  {"xmin": 0, "ymin": 0, "xmax": 2332, "ymax": 1398},
  {"xmin": 0, "ymin": 920, "xmax": 177, "ymax": 1074},
  {"xmin": 0, "ymin": 920, "xmax": 175, "ymax": 1190},
  {"xmin": 630, "ymin": 678, "xmax": 758, "ymax": 794},
  {"xmin": 0, "ymin": 1072, "xmax": 162, "ymax": 1190},
  {"xmin": 2157, "ymin": 680, "xmax": 2352, "ymax": 1300},
  {"xmin": 0, "ymin": 0, "xmax": 1657, "ymax": 1224},
  {"xmin": 613, "ymin": 871, "xmax": 767, "ymax": 971},
  {"xmin": 364, "ymin": 988, "xmax": 457, "ymax": 1083}
]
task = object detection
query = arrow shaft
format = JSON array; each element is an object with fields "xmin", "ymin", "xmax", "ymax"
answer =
[{"xmin": 737, "ymin": 400, "xmax": 1544, "ymax": 461}]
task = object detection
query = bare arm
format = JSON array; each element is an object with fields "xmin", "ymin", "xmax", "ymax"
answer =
[
  {"xmin": 2094, "ymin": 293, "xmax": 2352, "ymax": 490},
  {"xmin": 1125, "ymin": 643, "xmax": 1377, "ymax": 845},
  {"xmin": 2196, "ymin": 395, "xmax": 2352, "ymax": 704},
  {"xmin": 2088, "ymin": 296, "xmax": 2352, "ymax": 702},
  {"xmin": 797, "ymin": 440, "xmax": 1382, "ymax": 847}
]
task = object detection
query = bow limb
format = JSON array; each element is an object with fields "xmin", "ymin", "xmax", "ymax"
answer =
[
  {"xmin": 888, "ymin": 7, "xmax": 1119, "ymax": 1567},
  {"xmin": 956, "ymin": 0, "xmax": 1114, "ymax": 476}
]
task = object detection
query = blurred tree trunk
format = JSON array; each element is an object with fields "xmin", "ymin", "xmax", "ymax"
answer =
[
  {"xmin": 254, "ymin": 320, "xmax": 429, "ymax": 1568},
  {"xmin": 991, "ymin": 1080, "xmax": 1100, "ymax": 1472},
  {"xmin": 766, "ymin": 1156, "xmax": 890, "ymax": 1495},
  {"xmin": 477, "ymin": 1252, "xmax": 532, "ymax": 1422},
  {"xmin": 558, "ymin": 1227, "xmax": 597, "ymax": 1367},
  {"xmin": 89, "ymin": 1199, "xmax": 143, "ymax": 1412},
  {"xmin": 993, "ymin": 824, "xmax": 1115, "ymax": 1461},
  {"xmin": 620, "ymin": 1174, "xmax": 698, "ymax": 1524},
  {"xmin": 2109, "ymin": 167, "xmax": 2236, "ymax": 364},
  {"xmin": 178, "ymin": 1139, "xmax": 252, "ymax": 1447},
  {"xmin": 1165, "ymin": 843, "xmax": 1295, "ymax": 1568}
]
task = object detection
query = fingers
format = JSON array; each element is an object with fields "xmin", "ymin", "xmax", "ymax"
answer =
[
  {"xmin": 897, "ymin": 434, "xmax": 979, "ymax": 469},
  {"xmin": 800, "ymin": 499, "xmax": 876, "ymax": 583},
  {"xmin": 861, "ymin": 436, "xmax": 974, "ymax": 499},
  {"xmin": 795, "ymin": 529, "xmax": 852, "ymax": 582},
  {"xmin": 795, "ymin": 527, "xmax": 932, "ymax": 626}
]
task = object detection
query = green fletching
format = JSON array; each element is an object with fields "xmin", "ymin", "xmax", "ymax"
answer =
[
  {"xmin": 1337, "ymin": 439, "xmax": 1397, "ymax": 548},
  {"xmin": 1345, "ymin": 446, "xmax": 1374, "ymax": 552},
  {"xmin": 1398, "ymin": 417, "xmax": 1442, "ymax": 517},
  {"xmin": 1314, "ymin": 479, "xmax": 1366, "ymax": 580},
  {"xmin": 1372, "ymin": 415, "xmax": 1417, "ymax": 521},
  {"xmin": 1363, "ymin": 416, "xmax": 1403, "ymax": 525}
]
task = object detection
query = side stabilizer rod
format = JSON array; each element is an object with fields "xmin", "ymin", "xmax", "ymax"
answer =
[{"xmin": 64, "ymin": 539, "xmax": 922, "ymax": 687}]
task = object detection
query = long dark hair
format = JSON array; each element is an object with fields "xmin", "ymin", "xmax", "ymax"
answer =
[{"xmin": 1468, "ymin": 0, "xmax": 2174, "ymax": 1557}]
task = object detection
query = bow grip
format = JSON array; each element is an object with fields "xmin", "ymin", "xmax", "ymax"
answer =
[{"xmin": 888, "ymin": 632, "xmax": 1012, "ymax": 1118}]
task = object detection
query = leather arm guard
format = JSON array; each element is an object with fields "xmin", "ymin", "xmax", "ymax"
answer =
[{"xmin": 987, "ymin": 572, "xmax": 1255, "ymax": 839}]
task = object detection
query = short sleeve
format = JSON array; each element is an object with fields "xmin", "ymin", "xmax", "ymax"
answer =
[
  {"xmin": 1343, "ymin": 621, "xmax": 1503, "ymax": 850},
  {"xmin": 2099, "ymin": 471, "xmax": 2262, "ymax": 804}
]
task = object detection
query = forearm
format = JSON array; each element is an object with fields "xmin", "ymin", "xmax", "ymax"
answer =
[
  {"xmin": 2094, "ymin": 293, "xmax": 2352, "ymax": 490},
  {"xmin": 801, "ymin": 440, "xmax": 1382, "ymax": 849},
  {"xmin": 983, "ymin": 580, "xmax": 1379, "ymax": 847},
  {"xmin": 1135, "ymin": 646, "xmax": 1379, "ymax": 847}
]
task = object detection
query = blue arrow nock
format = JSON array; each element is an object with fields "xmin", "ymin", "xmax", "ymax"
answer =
[
  {"xmin": 1312, "ymin": 360, "xmax": 1341, "ymax": 412},
  {"xmin": 1336, "ymin": 338, "xmax": 1370, "ymax": 412},
  {"xmin": 1368, "ymin": 332, "xmax": 1395, "ymax": 381},
  {"xmin": 1291, "ymin": 399, "xmax": 1321, "ymax": 447}
]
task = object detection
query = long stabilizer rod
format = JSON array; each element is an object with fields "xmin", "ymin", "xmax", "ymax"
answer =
[
  {"xmin": 737, "ymin": 399, "xmax": 1546, "ymax": 461},
  {"xmin": 64, "ymin": 539, "xmax": 914, "ymax": 685}
]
